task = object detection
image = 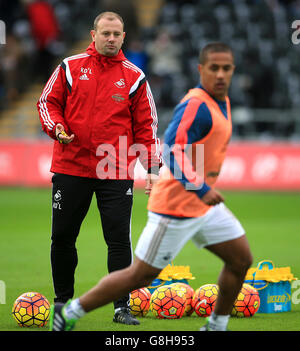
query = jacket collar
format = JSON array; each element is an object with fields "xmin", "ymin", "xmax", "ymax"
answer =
[{"xmin": 86, "ymin": 41, "xmax": 126, "ymax": 67}]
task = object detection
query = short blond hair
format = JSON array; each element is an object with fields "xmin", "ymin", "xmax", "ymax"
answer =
[{"xmin": 93, "ymin": 11, "xmax": 124, "ymax": 31}]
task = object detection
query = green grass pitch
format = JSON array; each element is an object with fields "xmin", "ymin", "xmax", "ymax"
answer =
[{"xmin": 0, "ymin": 187, "xmax": 299, "ymax": 331}]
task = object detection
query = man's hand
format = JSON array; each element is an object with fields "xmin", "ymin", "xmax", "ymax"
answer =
[
  {"xmin": 145, "ymin": 173, "xmax": 159, "ymax": 195},
  {"xmin": 201, "ymin": 189, "xmax": 224, "ymax": 206},
  {"xmin": 55, "ymin": 123, "xmax": 74, "ymax": 144}
]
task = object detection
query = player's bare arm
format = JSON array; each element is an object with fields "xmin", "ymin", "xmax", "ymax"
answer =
[{"xmin": 201, "ymin": 188, "xmax": 224, "ymax": 206}]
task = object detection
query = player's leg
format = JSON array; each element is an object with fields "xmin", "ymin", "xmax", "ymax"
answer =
[
  {"xmin": 194, "ymin": 203, "xmax": 252, "ymax": 330},
  {"xmin": 206, "ymin": 234, "xmax": 253, "ymax": 315},
  {"xmin": 79, "ymin": 257, "xmax": 161, "ymax": 312},
  {"xmin": 51, "ymin": 173, "xmax": 93, "ymax": 303},
  {"xmin": 49, "ymin": 257, "xmax": 160, "ymax": 331}
]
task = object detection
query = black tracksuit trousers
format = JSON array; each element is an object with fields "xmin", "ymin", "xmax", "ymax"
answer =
[{"xmin": 51, "ymin": 173, "xmax": 134, "ymax": 310}]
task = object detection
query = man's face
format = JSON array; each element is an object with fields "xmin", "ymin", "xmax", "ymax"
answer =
[
  {"xmin": 91, "ymin": 17, "xmax": 125, "ymax": 56},
  {"xmin": 198, "ymin": 52, "xmax": 235, "ymax": 101}
]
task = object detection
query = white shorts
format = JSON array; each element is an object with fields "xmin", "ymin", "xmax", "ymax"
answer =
[{"xmin": 135, "ymin": 203, "xmax": 245, "ymax": 269}]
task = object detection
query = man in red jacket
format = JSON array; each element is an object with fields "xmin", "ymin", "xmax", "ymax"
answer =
[{"xmin": 37, "ymin": 11, "xmax": 161, "ymax": 325}]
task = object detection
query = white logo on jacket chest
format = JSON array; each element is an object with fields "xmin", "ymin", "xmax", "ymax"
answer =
[
  {"xmin": 79, "ymin": 67, "xmax": 92, "ymax": 80},
  {"xmin": 114, "ymin": 78, "xmax": 126, "ymax": 88}
]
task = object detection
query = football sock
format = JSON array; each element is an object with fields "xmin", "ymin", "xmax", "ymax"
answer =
[
  {"xmin": 64, "ymin": 298, "xmax": 86, "ymax": 320},
  {"xmin": 208, "ymin": 312, "xmax": 230, "ymax": 331}
]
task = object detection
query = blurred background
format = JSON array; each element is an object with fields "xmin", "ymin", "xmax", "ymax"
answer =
[{"xmin": 0, "ymin": 0, "xmax": 300, "ymax": 189}]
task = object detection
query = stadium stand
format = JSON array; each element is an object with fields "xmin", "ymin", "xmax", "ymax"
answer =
[
  {"xmin": 0, "ymin": 0, "xmax": 300, "ymax": 139},
  {"xmin": 0, "ymin": 0, "xmax": 99, "ymax": 138},
  {"xmin": 150, "ymin": 0, "xmax": 300, "ymax": 138}
]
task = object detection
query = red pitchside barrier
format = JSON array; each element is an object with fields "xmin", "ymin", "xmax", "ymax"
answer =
[
  {"xmin": 0, "ymin": 140, "xmax": 300, "ymax": 190},
  {"xmin": 216, "ymin": 142, "xmax": 300, "ymax": 190}
]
